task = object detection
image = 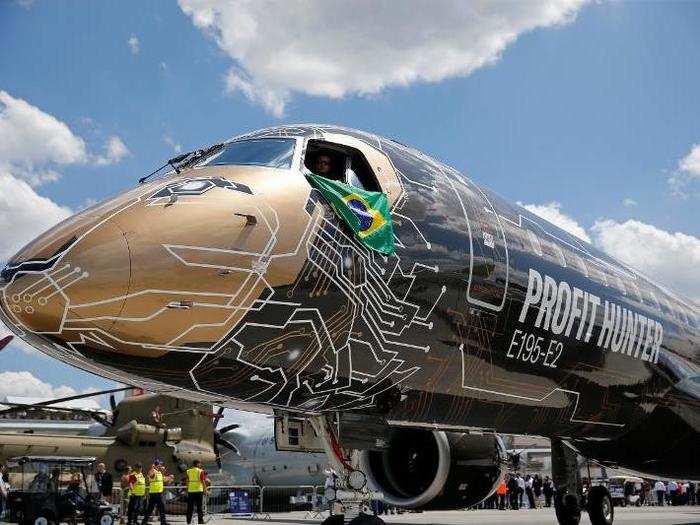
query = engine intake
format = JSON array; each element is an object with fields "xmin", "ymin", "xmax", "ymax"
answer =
[{"xmin": 359, "ymin": 428, "xmax": 505, "ymax": 510}]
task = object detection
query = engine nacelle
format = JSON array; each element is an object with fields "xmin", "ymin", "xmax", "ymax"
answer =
[{"xmin": 358, "ymin": 428, "xmax": 505, "ymax": 510}]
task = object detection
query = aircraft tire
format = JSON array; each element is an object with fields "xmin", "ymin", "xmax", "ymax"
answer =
[
  {"xmin": 587, "ymin": 486, "xmax": 614, "ymax": 525},
  {"xmin": 320, "ymin": 515, "xmax": 344, "ymax": 525},
  {"xmin": 554, "ymin": 492, "xmax": 581, "ymax": 525},
  {"xmin": 348, "ymin": 514, "xmax": 386, "ymax": 525}
]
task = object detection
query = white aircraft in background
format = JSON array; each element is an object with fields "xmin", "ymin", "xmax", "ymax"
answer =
[{"xmin": 219, "ymin": 411, "xmax": 328, "ymax": 487}]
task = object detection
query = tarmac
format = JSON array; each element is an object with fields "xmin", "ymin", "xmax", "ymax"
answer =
[{"xmin": 203, "ymin": 506, "xmax": 700, "ymax": 525}]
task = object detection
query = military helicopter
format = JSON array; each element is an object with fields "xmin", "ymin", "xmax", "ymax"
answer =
[{"xmin": 0, "ymin": 387, "xmax": 240, "ymax": 478}]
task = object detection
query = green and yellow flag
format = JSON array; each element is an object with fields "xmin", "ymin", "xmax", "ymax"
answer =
[{"xmin": 306, "ymin": 174, "xmax": 395, "ymax": 255}]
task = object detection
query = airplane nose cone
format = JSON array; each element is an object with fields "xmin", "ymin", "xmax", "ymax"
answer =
[{"xmin": 0, "ymin": 200, "xmax": 131, "ymax": 338}]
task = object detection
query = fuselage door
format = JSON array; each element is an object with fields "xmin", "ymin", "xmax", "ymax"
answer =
[{"xmin": 453, "ymin": 176, "xmax": 509, "ymax": 311}]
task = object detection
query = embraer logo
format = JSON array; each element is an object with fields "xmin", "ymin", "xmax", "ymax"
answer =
[{"xmin": 518, "ymin": 268, "xmax": 663, "ymax": 363}]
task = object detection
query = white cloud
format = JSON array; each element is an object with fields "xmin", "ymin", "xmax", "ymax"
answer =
[
  {"xmin": 127, "ymin": 35, "xmax": 140, "ymax": 55},
  {"xmin": 0, "ymin": 172, "xmax": 72, "ymax": 262},
  {"xmin": 94, "ymin": 135, "xmax": 130, "ymax": 166},
  {"xmin": 679, "ymin": 144, "xmax": 700, "ymax": 176},
  {"xmin": 0, "ymin": 90, "xmax": 88, "ymax": 185},
  {"xmin": 520, "ymin": 200, "xmax": 700, "ymax": 302},
  {"xmin": 669, "ymin": 143, "xmax": 700, "ymax": 198},
  {"xmin": 179, "ymin": 0, "xmax": 586, "ymax": 115},
  {"xmin": 622, "ymin": 198, "xmax": 637, "ymax": 207},
  {"xmin": 0, "ymin": 371, "xmax": 101, "ymax": 408},
  {"xmin": 519, "ymin": 201, "xmax": 591, "ymax": 242},
  {"xmin": 163, "ymin": 135, "xmax": 182, "ymax": 154},
  {"xmin": 0, "ymin": 90, "xmax": 128, "ymax": 189},
  {"xmin": 591, "ymin": 219, "xmax": 700, "ymax": 302}
]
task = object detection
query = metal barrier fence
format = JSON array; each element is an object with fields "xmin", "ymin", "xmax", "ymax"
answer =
[{"xmin": 130, "ymin": 485, "xmax": 328, "ymax": 518}]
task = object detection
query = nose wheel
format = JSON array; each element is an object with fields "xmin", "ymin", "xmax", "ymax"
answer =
[
  {"xmin": 587, "ymin": 486, "xmax": 614, "ymax": 525},
  {"xmin": 551, "ymin": 438, "xmax": 614, "ymax": 525},
  {"xmin": 554, "ymin": 492, "xmax": 581, "ymax": 525}
]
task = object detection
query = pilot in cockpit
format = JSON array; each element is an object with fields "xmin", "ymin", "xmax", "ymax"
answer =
[{"xmin": 312, "ymin": 153, "xmax": 336, "ymax": 179}]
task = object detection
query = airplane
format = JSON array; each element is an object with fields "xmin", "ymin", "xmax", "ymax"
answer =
[
  {"xmin": 0, "ymin": 389, "xmax": 238, "ymax": 480},
  {"xmin": 223, "ymin": 420, "xmax": 328, "ymax": 487},
  {"xmin": 0, "ymin": 124, "xmax": 697, "ymax": 525}
]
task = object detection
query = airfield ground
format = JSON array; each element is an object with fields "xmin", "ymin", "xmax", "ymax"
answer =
[{"xmin": 202, "ymin": 506, "xmax": 700, "ymax": 525}]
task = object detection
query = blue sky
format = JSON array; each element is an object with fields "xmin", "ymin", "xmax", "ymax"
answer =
[{"xmin": 0, "ymin": 0, "xmax": 698, "ymax": 400}]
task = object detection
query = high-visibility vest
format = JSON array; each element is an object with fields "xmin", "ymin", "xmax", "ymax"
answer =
[
  {"xmin": 132, "ymin": 473, "xmax": 146, "ymax": 497},
  {"xmin": 497, "ymin": 481, "xmax": 507, "ymax": 496},
  {"xmin": 149, "ymin": 470, "xmax": 164, "ymax": 494},
  {"xmin": 186, "ymin": 467, "xmax": 204, "ymax": 493}
]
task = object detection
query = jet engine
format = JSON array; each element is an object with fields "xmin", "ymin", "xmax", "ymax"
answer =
[{"xmin": 358, "ymin": 428, "xmax": 505, "ymax": 510}]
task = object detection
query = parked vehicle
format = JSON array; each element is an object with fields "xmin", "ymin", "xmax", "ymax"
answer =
[
  {"xmin": 608, "ymin": 476, "xmax": 644, "ymax": 507},
  {"xmin": 5, "ymin": 456, "xmax": 118, "ymax": 525}
]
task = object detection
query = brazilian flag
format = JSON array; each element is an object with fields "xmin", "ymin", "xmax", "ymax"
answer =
[{"xmin": 306, "ymin": 174, "xmax": 395, "ymax": 255}]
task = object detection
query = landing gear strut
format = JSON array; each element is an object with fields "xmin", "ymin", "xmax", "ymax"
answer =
[
  {"xmin": 311, "ymin": 416, "xmax": 385, "ymax": 525},
  {"xmin": 551, "ymin": 438, "xmax": 614, "ymax": 525}
]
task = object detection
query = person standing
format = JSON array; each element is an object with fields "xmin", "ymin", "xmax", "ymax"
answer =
[
  {"xmin": 668, "ymin": 480, "xmax": 678, "ymax": 506},
  {"xmin": 119, "ymin": 466, "xmax": 132, "ymax": 525},
  {"xmin": 524, "ymin": 475, "xmax": 536, "ymax": 509},
  {"xmin": 183, "ymin": 460, "xmax": 209, "ymax": 525},
  {"xmin": 0, "ymin": 465, "xmax": 8, "ymax": 520},
  {"xmin": 141, "ymin": 460, "xmax": 173, "ymax": 525},
  {"xmin": 654, "ymin": 480, "xmax": 666, "ymax": 506},
  {"xmin": 543, "ymin": 476, "xmax": 554, "ymax": 508},
  {"xmin": 533, "ymin": 474, "xmax": 543, "ymax": 507},
  {"xmin": 496, "ymin": 478, "xmax": 507, "ymax": 510},
  {"xmin": 689, "ymin": 482, "xmax": 697, "ymax": 506},
  {"xmin": 517, "ymin": 474, "xmax": 525, "ymax": 509},
  {"xmin": 507, "ymin": 474, "xmax": 520, "ymax": 510},
  {"xmin": 95, "ymin": 463, "xmax": 114, "ymax": 502},
  {"xmin": 127, "ymin": 464, "xmax": 146, "ymax": 525}
]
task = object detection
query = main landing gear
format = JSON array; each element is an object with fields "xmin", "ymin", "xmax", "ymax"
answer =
[
  {"xmin": 551, "ymin": 439, "xmax": 614, "ymax": 525},
  {"xmin": 310, "ymin": 416, "xmax": 386, "ymax": 525}
]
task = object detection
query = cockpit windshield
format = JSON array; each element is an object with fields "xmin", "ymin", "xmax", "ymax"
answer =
[{"xmin": 198, "ymin": 138, "xmax": 295, "ymax": 169}]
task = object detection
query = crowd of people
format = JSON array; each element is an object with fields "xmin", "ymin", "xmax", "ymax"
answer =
[
  {"xmin": 477, "ymin": 472, "xmax": 699, "ymax": 511},
  {"xmin": 487, "ymin": 473, "xmax": 555, "ymax": 510}
]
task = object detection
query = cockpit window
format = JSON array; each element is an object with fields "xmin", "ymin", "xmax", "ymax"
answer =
[{"xmin": 199, "ymin": 138, "xmax": 295, "ymax": 169}]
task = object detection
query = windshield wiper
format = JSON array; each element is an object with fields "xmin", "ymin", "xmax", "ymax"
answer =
[{"xmin": 138, "ymin": 142, "xmax": 225, "ymax": 184}]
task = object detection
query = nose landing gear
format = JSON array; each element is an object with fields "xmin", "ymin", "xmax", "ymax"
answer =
[
  {"xmin": 310, "ymin": 416, "xmax": 386, "ymax": 525},
  {"xmin": 551, "ymin": 438, "xmax": 614, "ymax": 525}
]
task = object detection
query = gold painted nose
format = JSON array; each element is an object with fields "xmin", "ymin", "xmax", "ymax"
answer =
[{"xmin": 0, "ymin": 210, "xmax": 131, "ymax": 339}]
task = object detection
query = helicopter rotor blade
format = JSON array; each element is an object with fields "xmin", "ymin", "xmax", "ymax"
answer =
[
  {"xmin": 213, "ymin": 440, "xmax": 222, "ymax": 470},
  {"xmin": 213, "ymin": 406, "xmax": 225, "ymax": 427},
  {"xmin": 0, "ymin": 386, "xmax": 132, "ymax": 417},
  {"xmin": 217, "ymin": 424, "xmax": 240, "ymax": 435},
  {"xmin": 215, "ymin": 437, "xmax": 240, "ymax": 455},
  {"xmin": 0, "ymin": 335, "xmax": 13, "ymax": 352}
]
